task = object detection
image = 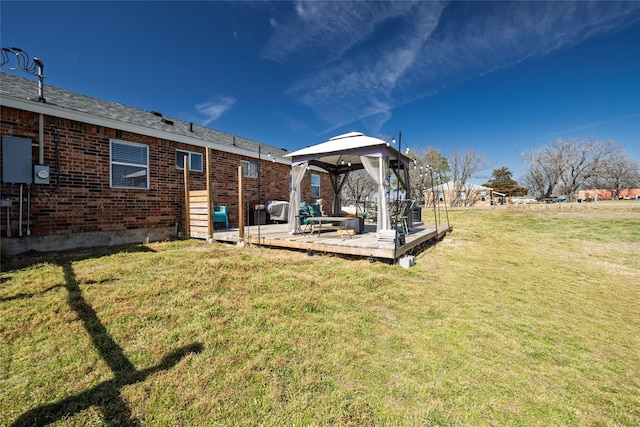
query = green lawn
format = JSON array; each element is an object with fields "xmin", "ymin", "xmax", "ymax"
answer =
[{"xmin": 2, "ymin": 201, "xmax": 639, "ymax": 426}]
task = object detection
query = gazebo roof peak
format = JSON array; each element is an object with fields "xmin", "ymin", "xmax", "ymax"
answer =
[
  {"xmin": 329, "ymin": 131, "xmax": 364, "ymax": 140},
  {"xmin": 285, "ymin": 132, "xmax": 392, "ymax": 162}
]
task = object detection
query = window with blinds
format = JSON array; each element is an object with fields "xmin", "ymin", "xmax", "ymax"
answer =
[
  {"xmin": 110, "ymin": 140, "xmax": 149, "ymax": 189},
  {"xmin": 311, "ymin": 173, "xmax": 320, "ymax": 198}
]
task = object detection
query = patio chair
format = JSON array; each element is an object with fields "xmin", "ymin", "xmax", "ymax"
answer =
[
  {"xmin": 298, "ymin": 201, "xmax": 331, "ymax": 233},
  {"xmin": 390, "ymin": 200, "xmax": 410, "ymax": 235},
  {"xmin": 307, "ymin": 202, "xmax": 323, "ymax": 218},
  {"xmin": 213, "ymin": 205, "xmax": 229, "ymax": 229},
  {"xmin": 297, "ymin": 202, "xmax": 307, "ymax": 229},
  {"xmin": 298, "ymin": 202, "xmax": 314, "ymax": 233}
]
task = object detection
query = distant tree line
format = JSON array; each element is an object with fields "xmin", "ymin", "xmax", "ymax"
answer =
[
  {"xmin": 340, "ymin": 136, "xmax": 639, "ymax": 208},
  {"xmin": 521, "ymin": 137, "xmax": 640, "ymax": 201},
  {"xmin": 341, "ymin": 147, "xmax": 485, "ymax": 208}
]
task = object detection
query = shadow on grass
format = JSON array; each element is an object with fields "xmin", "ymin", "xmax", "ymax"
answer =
[
  {"xmin": 0, "ymin": 283, "xmax": 65, "ymax": 302},
  {"xmin": 1, "ymin": 243, "xmax": 156, "ymax": 273},
  {"xmin": 11, "ymin": 256, "xmax": 202, "ymax": 426}
]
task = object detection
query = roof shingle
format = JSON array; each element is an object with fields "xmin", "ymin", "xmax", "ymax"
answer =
[{"xmin": 0, "ymin": 72, "xmax": 289, "ymax": 158}]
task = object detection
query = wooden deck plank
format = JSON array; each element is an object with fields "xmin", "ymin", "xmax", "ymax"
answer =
[
  {"xmin": 189, "ymin": 226, "xmax": 210, "ymax": 235},
  {"xmin": 199, "ymin": 222, "xmax": 450, "ymax": 260}
]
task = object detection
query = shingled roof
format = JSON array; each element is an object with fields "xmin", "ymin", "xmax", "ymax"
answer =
[{"xmin": 0, "ymin": 72, "xmax": 289, "ymax": 160}]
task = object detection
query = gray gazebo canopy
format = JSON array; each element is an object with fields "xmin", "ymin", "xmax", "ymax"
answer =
[{"xmin": 284, "ymin": 132, "xmax": 412, "ymax": 235}]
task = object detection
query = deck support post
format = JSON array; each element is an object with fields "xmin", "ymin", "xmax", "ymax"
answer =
[
  {"xmin": 206, "ymin": 148, "xmax": 213, "ymax": 242},
  {"xmin": 238, "ymin": 166, "xmax": 244, "ymax": 241},
  {"xmin": 183, "ymin": 156, "xmax": 190, "ymax": 238}
]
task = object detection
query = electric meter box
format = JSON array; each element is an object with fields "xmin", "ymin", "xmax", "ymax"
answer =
[
  {"xmin": 2, "ymin": 136, "xmax": 33, "ymax": 184},
  {"xmin": 34, "ymin": 165, "xmax": 50, "ymax": 184}
]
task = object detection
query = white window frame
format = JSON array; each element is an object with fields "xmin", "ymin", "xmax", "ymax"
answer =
[
  {"xmin": 311, "ymin": 173, "xmax": 320, "ymax": 199},
  {"xmin": 176, "ymin": 149, "xmax": 203, "ymax": 172},
  {"xmin": 110, "ymin": 139, "xmax": 149, "ymax": 189},
  {"xmin": 241, "ymin": 160, "xmax": 258, "ymax": 179}
]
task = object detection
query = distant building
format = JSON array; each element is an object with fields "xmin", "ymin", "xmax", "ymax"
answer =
[
  {"xmin": 578, "ymin": 189, "xmax": 640, "ymax": 201},
  {"xmin": 424, "ymin": 181, "xmax": 504, "ymax": 207}
]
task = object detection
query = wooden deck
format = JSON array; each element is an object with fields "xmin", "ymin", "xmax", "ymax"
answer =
[{"xmin": 197, "ymin": 222, "xmax": 451, "ymax": 261}]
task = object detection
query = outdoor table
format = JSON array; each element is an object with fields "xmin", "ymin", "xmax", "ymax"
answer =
[{"xmin": 307, "ymin": 216, "xmax": 353, "ymax": 239}]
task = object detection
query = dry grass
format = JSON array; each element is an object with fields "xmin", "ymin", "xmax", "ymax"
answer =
[{"xmin": 1, "ymin": 201, "xmax": 639, "ymax": 426}]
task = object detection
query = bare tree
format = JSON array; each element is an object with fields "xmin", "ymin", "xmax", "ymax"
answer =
[
  {"xmin": 586, "ymin": 153, "xmax": 640, "ymax": 199},
  {"xmin": 341, "ymin": 169, "xmax": 377, "ymax": 213},
  {"xmin": 521, "ymin": 142, "xmax": 565, "ymax": 199},
  {"xmin": 559, "ymin": 138, "xmax": 620, "ymax": 201},
  {"xmin": 448, "ymin": 148, "xmax": 488, "ymax": 206},
  {"xmin": 522, "ymin": 137, "xmax": 626, "ymax": 201},
  {"xmin": 521, "ymin": 165, "xmax": 548, "ymax": 200}
]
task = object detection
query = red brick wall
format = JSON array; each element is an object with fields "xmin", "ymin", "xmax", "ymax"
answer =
[
  {"xmin": 298, "ymin": 172, "xmax": 335, "ymax": 215},
  {"xmin": 209, "ymin": 150, "xmax": 295, "ymax": 222},
  {"xmin": 578, "ymin": 188, "xmax": 640, "ymax": 200},
  {"xmin": 0, "ymin": 106, "xmax": 314, "ymax": 237}
]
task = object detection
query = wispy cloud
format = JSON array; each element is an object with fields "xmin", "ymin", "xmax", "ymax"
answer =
[
  {"xmin": 272, "ymin": 1, "xmax": 445, "ymax": 134},
  {"xmin": 262, "ymin": 1, "xmax": 418, "ymax": 67},
  {"xmin": 195, "ymin": 96, "xmax": 237, "ymax": 126},
  {"xmin": 261, "ymin": 1, "xmax": 640, "ymax": 134},
  {"xmin": 540, "ymin": 112, "xmax": 640, "ymax": 141}
]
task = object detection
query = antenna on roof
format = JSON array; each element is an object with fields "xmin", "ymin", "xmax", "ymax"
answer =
[{"xmin": 1, "ymin": 47, "xmax": 46, "ymax": 102}]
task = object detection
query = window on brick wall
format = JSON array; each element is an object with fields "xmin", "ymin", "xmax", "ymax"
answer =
[
  {"xmin": 110, "ymin": 139, "xmax": 149, "ymax": 189},
  {"xmin": 176, "ymin": 150, "xmax": 203, "ymax": 172},
  {"xmin": 311, "ymin": 173, "xmax": 320, "ymax": 198},
  {"xmin": 241, "ymin": 160, "xmax": 258, "ymax": 178}
]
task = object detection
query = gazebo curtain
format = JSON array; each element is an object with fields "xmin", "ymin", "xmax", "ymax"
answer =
[
  {"xmin": 360, "ymin": 155, "xmax": 390, "ymax": 234},
  {"xmin": 288, "ymin": 162, "xmax": 309, "ymax": 234}
]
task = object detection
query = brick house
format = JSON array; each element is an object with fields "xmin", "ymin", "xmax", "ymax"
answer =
[
  {"xmin": 578, "ymin": 188, "xmax": 640, "ymax": 201},
  {"xmin": 0, "ymin": 73, "xmax": 332, "ymax": 255}
]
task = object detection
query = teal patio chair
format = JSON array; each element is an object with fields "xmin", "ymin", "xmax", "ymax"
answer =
[{"xmin": 213, "ymin": 205, "xmax": 229, "ymax": 229}]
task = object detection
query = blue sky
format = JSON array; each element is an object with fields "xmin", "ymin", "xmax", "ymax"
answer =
[{"xmin": 2, "ymin": 1, "xmax": 639, "ymax": 182}]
